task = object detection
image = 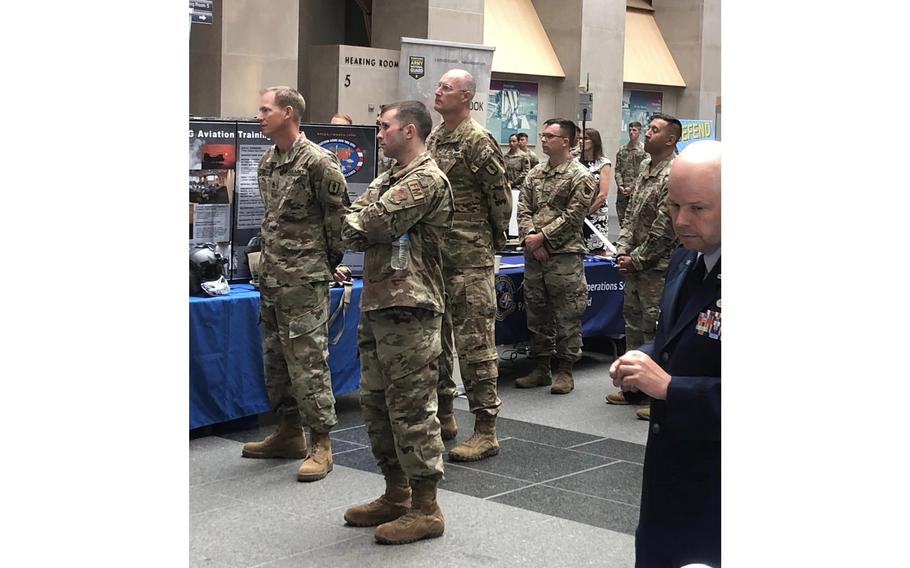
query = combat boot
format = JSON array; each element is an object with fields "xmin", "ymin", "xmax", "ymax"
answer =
[
  {"xmin": 297, "ymin": 431, "xmax": 333, "ymax": 481},
  {"xmin": 241, "ymin": 416, "xmax": 308, "ymax": 459},
  {"xmin": 344, "ymin": 471, "xmax": 411, "ymax": 526},
  {"xmin": 374, "ymin": 479, "xmax": 445, "ymax": 544},
  {"xmin": 514, "ymin": 357, "xmax": 552, "ymax": 388},
  {"xmin": 636, "ymin": 406, "xmax": 651, "ymax": 421},
  {"xmin": 550, "ymin": 359, "xmax": 575, "ymax": 394},
  {"xmin": 437, "ymin": 394, "xmax": 457, "ymax": 441},
  {"xmin": 448, "ymin": 414, "xmax": 499, "ymax": 462}
]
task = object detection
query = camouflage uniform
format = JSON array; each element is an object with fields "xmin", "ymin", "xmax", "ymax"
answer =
[
  {"xmin": 342, "ymin": 151, "xmax": 454, "ymax": 482},
  {"xmin": 426, "ymin": 118, "xmax": 511, "ymax": 418},
  {"xmin": 524, "ymin": 148, "xmax": 540, "ymax": 169},
  {"xmin": 615, "ymin": 154, "xmax": 678, "ymax": 351},
  {"xmin": 503, "ymin": 150, "xmax": 531, "ymax": 190},
  {"xmin": 614, "ymin": 140, "xmax": 648, "ymax": 225},
  {"xmin": 518, "ymin": 158, "xmax": 597, "ymax": 363},
  {"xmin": 257, "ymin": 133, "xmax": 351, "ymax": 434}
]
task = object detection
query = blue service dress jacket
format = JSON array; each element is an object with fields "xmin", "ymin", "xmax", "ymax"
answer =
[{"xmin": 636, "ymin": 245, "xmax": 722, "ymax": 568}]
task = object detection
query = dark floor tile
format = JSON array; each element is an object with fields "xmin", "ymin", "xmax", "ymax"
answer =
[
  {"xmin": 494, "ymin": 416, "xmax": 603, "ymax": 448},
  {"xmin": 330, "ymin": 438, "xmax": 363, "ymax": 454},
  {"xmin": 491, "ymin": 484, "xmax": 640, "ymax": 535},
  {"xmin": 570, "ymin": 438, "xmax": 646, "ymax": 464},
  {"xmin": 330, "ymin": 425, "xmax": 370, "ymax": 446},
  {"xmin": 545, "ymin": 461, "xmax": 642, "ymax": 506},
  {"xmin": 332, "ymin": 446, "xmax": 381, "ymax": 474},
  {"xmin": 439, "ymin": 463, "xmax": 531, "ymax": 498},
  {"xmin": 451, "ymin": 438, "xmax": 612, "ymax": 484}
]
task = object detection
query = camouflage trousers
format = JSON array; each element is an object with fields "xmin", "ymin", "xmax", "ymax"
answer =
[
  {"xmin": 616, "ymin": 191, "xmax": 631, "ymax": 227},
  {"xmin": 359, "ymin": 307, "xmax": 445, "ymax": 482},
  {"xmin": 523, "ymin": 252, "xmax": 588, "ymax": 363},
  {"xmin": 260, "ymin": 282, "xmax": 337, "ymax": 433},
  {"xmin": 437, "ymin": 265, "xmax": 502, "ymax": 418},
  {"xmin": 622, "ymin": 269, "xmax": 666, "ymax": 351}
]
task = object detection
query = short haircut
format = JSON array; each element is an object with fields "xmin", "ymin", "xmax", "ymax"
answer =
[
  {"xmin": 583, "ymin": 127, "xmax": 604, "ymax": 160},
  {"xmin": 261, "ymin": 86, "xmax": 306, "ymax": 122},
  {"xmin": 629, "ymin": 121, "xmax": 642, "ymax": 129},
  {"xmin": 517, "ymin": 132, "xmax": 529, "ymax": 140},
  {"xmin": 648, "ymin": 113, "xmax": 682, "ymax": 142},
  {"xmin": 381, "ymin": 100, "xmax": 432, "ymax": 141},
  {"xmin": 331, "ymin": 112, "xmax": 353, "ymax": 124},
  {"xmin": 508, "ymin": 133, "xmax": 518, "ymax": 142},
  {"xmin": 543, "ymin": 118, "xmax": 577, "ymax": 147}
]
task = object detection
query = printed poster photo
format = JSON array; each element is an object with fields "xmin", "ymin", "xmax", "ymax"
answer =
[{"xmin": 190, "ymin": 169, "xmax": 234, "ymax": 205}]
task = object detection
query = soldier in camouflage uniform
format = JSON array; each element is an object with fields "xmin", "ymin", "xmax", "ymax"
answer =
[
  {"xmin": 427, "ymin": 69, "xmax": 512, "ymax": 462},
  {"xmin": 241, "ymin": 86, "xmax": 351, "ymax": 483},
  {"xmin": 518, "ymin": 132, "xmax": 540, "ymax": 169},
  {"xmin": 341, "ymin": 101, "xmax": 453, "ymax": 545},
  {"xmin": 608, "ymin": 113, "xmax": 681, "ymax": 408},
  {"xmin": 515, "ymin": 118, "xmax": 597, "ymax": 394},
  {"xmin": 614, "ymin": 121, "xmax": 648, "ymax": 225},
  {"xmin": 503, "ymin": 133, "xmax": 531, "ymax": 190}
]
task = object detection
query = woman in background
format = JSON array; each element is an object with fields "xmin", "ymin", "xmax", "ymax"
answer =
[{"xmin": 578, "ymin": 127, "xmax": 612, "ymax": 255}]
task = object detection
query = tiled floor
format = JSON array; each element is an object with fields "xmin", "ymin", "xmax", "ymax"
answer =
[{"xmin": 191, "ymin": 343, "xmax": 651, "ymax": 567}]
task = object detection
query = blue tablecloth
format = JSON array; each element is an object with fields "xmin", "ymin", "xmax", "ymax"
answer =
[
  {"xmin": 189, "ymin": 281, "xmax": 362, "ymax": 429},
  {"xmin": 494, "ymin": 255, "xmax": 625, "ymax": 345}
]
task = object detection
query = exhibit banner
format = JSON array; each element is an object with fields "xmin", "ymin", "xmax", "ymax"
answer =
[
  {"xmin": 398, "ymin": 37, "xmax": 495, "ymax": 127},
  {"xmin": 677, "ymin": 119, "xmax": 715, "ymax": 152},
  {"xmin": 487, "ymin": 80, "xmax": 538, "ymax": 145},
  {"xmin": 189, "ymin": 121, "xmax": 236, "ymax": 271},
  {"xmin": 620, "ymin": 90, "xmax": 663, "ymax": 144}
]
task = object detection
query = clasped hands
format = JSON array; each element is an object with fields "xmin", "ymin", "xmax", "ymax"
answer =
[
  {"xmin": 609, "ymin": 350, "xmax": 671, "ymax": 400},
  {"xmin": 524, "ymin": 232, "xmax": 550, "ymax": 262}
]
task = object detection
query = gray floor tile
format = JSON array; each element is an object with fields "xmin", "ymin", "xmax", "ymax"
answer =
[
  {"xmin": 329, "ymin": 424, "xmax": 371, "ymax": 446},
  {"xmin": 451, "ymin": 437, "xmax": 612, "ymax": 484},
  {"xmin": 491, "ymin": 483, "xmax": 641, "ymax": 535},
  {"xmin": 545, "ymin": 461, "xmax": 643, "ymax": 506},
  {"xmin": 190, "ymin": 502, "xmax": 354, "ymax": 568},
  {"xmin": 439, "ymin": 462, "xmax": 530, "ymax": 498},
  {"xmin": 190, "ymin": 436, "xmax": 298, "ymax": 487},
  {"xmin": 570, "ymin": 437, "xmax": 647, "ymax": 464},
  {"xmin": 199, "ymin": 461, "xmax": 384, "ymax": 518},
  {"xmin": 332, "ymin": 446, "xmax": 381, "ymax": 474},
  {"xmin": 190, "ymin": 485, "xmax": 245, "ymax": 516}
]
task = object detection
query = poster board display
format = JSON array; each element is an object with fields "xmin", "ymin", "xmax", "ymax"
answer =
[
  {"xmin": 190, "ymin": 118, "xmax": 378, "ymax": 281},
  {"xmin": 619, "ymin": 90, "xmax": 663, "ymax": 145},
  {"xmin": 677, "ymin": 119, "xmax": 715, "ymax": 152},
  {"xmin": 487, "ymin": 79, "xmax": 538, "ymax": 145}
]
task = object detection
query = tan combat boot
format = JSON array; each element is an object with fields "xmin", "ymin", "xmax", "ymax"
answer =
[
  {"xmin": 297, "ymin": 431, "xmax": 333, "ymax": 481},
  {"xmin": 550, "ymin": 359, "xmax": 575, "ymax": 394},
  {"xmin": 241, "ymin": 416, "xmax": 308, "ymax": 459},
  {"xmin": 636, "ymin": 406, "xmax": 651, "ymax": 421},
  {"xmin": 514, "ymin": 357, "xmax": 551, "ymax": 388},
  {"xmin": 448, "ymin": 414, "xmax": 500, "ymax": 462},
  {"xmin": 344, "ymin": 471, "xmax": 411, "ymax": 527},
  {"xmin": 437, "ymin": 394, "xmax": 457, "ymax": 441},
  {"xmin": 374, "ymin": 479, "xmax": 445, "ymax": 545}
]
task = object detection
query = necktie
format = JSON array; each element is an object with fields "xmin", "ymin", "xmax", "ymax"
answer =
[{"xmin": 674, "ymin": 255, "xmax": 706, "ymax": 321}]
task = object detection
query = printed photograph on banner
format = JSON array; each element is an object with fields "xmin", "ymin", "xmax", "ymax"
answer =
[
  {"xmin": 487, "ymin": 80, "xmax": 538, "ymax": 145},
  {"xmin": 189, "ymin": 170, "xmax": 233, "ymax": 245},
  {"xmin": 620, "ymin": 90, "xmax": 663, "ymax": 144},
  {"xmin": 189, "ymin": 169, "xmax": 234, "ymax": 205}
]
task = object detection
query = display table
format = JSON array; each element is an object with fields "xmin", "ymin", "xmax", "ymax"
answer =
[
  {"xmin": 494, "ymin": 255, "xmax": 625, "ymax": 344},
  {"xmin": 190, "ymin": 257, "xmax": 623, "ymax": 429},
  {"xmin": 189, "ymin": 281, "xmax": 362, "ymax": 429}
]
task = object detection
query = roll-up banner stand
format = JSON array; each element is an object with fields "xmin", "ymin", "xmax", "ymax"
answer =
[{"xmin": 398, "ymin": 37, "xmax": 495, "ymax": 128}]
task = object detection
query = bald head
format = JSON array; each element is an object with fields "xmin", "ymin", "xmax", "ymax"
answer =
[
  {"xmin": 443, "ymin": 69, "xmax": 476, "ymax": 97},
  {"xmin": 667, "ymin": 141, "xmax": 722, "ymax": 253},
  {"xmin": 434, "ymin": 69, "xmax": 476, "ymax": 122}
]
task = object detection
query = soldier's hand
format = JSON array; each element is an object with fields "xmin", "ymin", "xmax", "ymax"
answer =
[
  {"xmin": 620, "ymin": 185, "xmax": 632, "ymax": 196},
  {"xmin": 612, "ymin": 350, "xmax": 670, "ymax": 400},
  {"xmin": 616, "ymin": 255, "xmax": 633, "ymax": 274},
  {"xmin": 524, "ymin": 232, "xmax": 545, "ymax": 251},
  {"xmin": 333, "ymin": 265, "xmax": 353, "ymax": 283}
]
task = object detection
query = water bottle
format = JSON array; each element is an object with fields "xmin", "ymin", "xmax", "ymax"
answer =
[{"xmin": 391, "ymin": 233, "xmax": 410, "ymax": 270}]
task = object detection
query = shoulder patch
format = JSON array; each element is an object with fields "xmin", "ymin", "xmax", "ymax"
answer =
[{"xmin": 407, "ymin": 179, "xmax": 425, "ymax": 201}]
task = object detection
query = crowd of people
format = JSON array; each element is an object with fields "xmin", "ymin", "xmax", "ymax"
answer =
[{"xmin": 240, "ymin": 70, "xmax": 722, "ymax": 566}]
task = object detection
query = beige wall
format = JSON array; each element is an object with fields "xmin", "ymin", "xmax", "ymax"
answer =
[
  {"xmin": 428, "ymin": 0, "xmax": 484, "ymax": 44},
  {"xmin": 189, "ymin": 0, "xmax": 223, "ymax": 117},
  {"xmin": 372, "ymin": 0, "xmax": 429, "ymax": 50},
  {"xmin": 298, "ymin": 0, "xmax": 346, "ymax": 121},
  {"xmin": 580, "ymin": 0, "xmax": 626, "ymax": 160},
  {"xmin": 219, "ymin": 0, "xmax": 299, "ymax": 118},
  {"xmin": 532, "ymin": 0, "xmax": 582, "ymax": 122}
]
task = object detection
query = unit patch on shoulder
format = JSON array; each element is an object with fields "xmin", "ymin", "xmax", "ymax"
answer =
[{"xmin": 407, "ymin": 179, "xmax": 425, "ymax": 201}]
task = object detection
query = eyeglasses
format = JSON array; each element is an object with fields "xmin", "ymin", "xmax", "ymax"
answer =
[
  {"xmin": 435, "ymin": 82, "xmax": 468, "ymax": 93},
  {"xmin": 539, "ymin": 133, "xmax": 568, "ymax": 141}
]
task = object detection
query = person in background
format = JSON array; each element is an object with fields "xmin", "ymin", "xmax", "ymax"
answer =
[
  {"xmin": 611, "ymin": 141, "xmax": 721, "ymax": 567},
  {"xmin": 517, "ymin": 132, "xmax": 539, "ymax": 168},
  {"xmin": 614, "ymin": 121, "xmax": 648, "ymax": 226},
  {"xmin": 504, "ymin": 133, "xmax": 532, "ymax": 191},
  {"xmin": 578, "ymin": 127, "xmax": 613, "ymax": 255},
  {"xmin": 330, "ymin": 112, "xmax": 353, "ymax": 125}
]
